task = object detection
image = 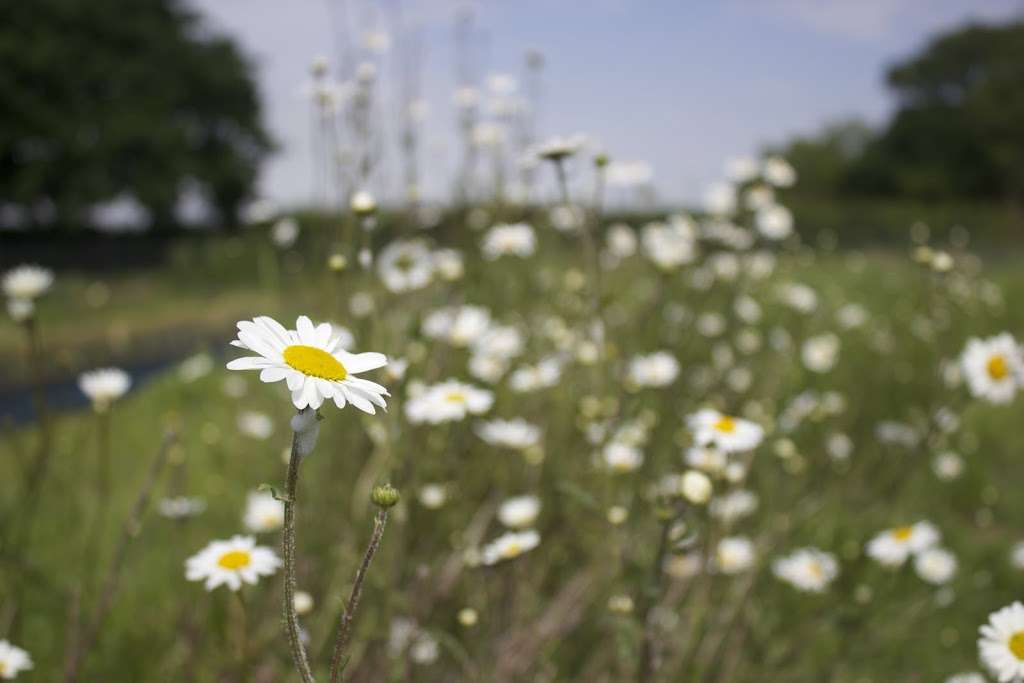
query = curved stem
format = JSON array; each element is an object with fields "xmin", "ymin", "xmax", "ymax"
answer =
[
  {"xmin": 329, "ymin": 509, "xmax": 389, "ymax": 682},
  {"xmin": 283, "ymin": 428, "xmax": 316, "ymax": 683}
]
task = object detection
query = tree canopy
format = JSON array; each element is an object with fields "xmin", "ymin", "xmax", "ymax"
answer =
[{"xmin": 0, "ymin": 0, "xmax": 272, "ymax": 231}]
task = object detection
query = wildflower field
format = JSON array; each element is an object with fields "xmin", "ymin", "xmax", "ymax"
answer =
[
  {"xmin": 3, "ymin": 199, "xmax": 1024, "ymax": 681},
  {"xmin": 4, "ymin": 4, "xmax": 1024, "ymax": 681}
]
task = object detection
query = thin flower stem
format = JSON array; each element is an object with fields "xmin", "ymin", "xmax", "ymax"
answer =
[
  {"xmin": 637, "ymin": 513, "xmax": 675, "ymax": 682},
  {"xmin": 329, "ymin": 508, "xmax": 389, "ymax": 683},
  {"xmin": 63, "ymin": 429, "xmax": 177, "ymax": 682},
  {"xmin": 283, "ymin": 427, "xmax": 316, "ymax": 683},
  {"xmin": 233, "ymin": 590, "xmax": 249, "ymax": 679}
]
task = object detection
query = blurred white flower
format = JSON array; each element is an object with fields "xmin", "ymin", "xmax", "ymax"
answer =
[
  {"xmin": 914, "ymin": 547, "xmax": 957, "ymax": 585},
  {"xmin": 417, "ymin": 484, "xmax": 448, "ymax": 510},
  {"xmin": 481, "ymin": 529, "xmax": 540, "ymax": 565},
  {"xmin": 0, "ymin": 640, "xmax": 33, "ymax": 679},
  {"xmin": 772, "ymin": 548, "xmax": 838, "ymax": 592},
  {"xmin": 476, "ymin": 418, "xmax": 541, "ymax": 450},
  {"xmin": 626, "ymin": 351, "xmax": 679, "ymax": 388},
  {"xmin": 378, "ymin": 240, "xmax": 435, "ymax": 293},
  {"xmin": 498, "ymin": 495, "xmax": 541, "ymax": 529},
  {"xmin": 423, "ymin": 305, "xmax": 492, "ymax": 348},
  {"xmin": 185, "ymin": 535, "xmax": 281, "ymax": 591},
  {"xmin": 642, "ymin": 221, "xmax": 697, "ymax": 270},
  {"xmin": 801, "ymin": 333, "xmax": 840, "ymax": 373},
  {"xmin": 508, "ymin": 357, "xmax": 562, "ymax": 393},
  {"xmin": 602, "ymin": 442, "xmax": 644, "ymax": 473},
  {"xmin": 866, "ymin": 522, "xmax": 940, "ymax": 568},
  {"xmin": 237, "ymin": 411, "xmax": 274, "ymax": 440},
  {"xmin": 243, "ymin": 490, "xmax": 285, "ymax": 533},
  {"xmin": 961, "ymin": 333, "xmax": 1022, "ymax": 404},
  {"xmin": 158, "ymin": 496, "xmax": 207, "ymax": 520},
  {"xmin": 688, "ymin": 409, "xmax": 764, "ymax": 453},
  {"xmin": 78, "ymin": 368, "xmax": 132, "ymax": 410},
  {"xmin": 715, "ymin": 536, "xmax": 755, "ymax": 574},
  {"xmin": 3, "ymin": 264, "xmax": 53, "ymax": 303},
  {"xmin": 704, "ymin": 182, "xmax": 737, "ymax": 215},
  {"xmin": 680, "ymin": 470, "xmax": 712, "ymax": 504},
  {"xmin": 762, "ymin": 156, "xmax": 797, "ymax": 187},
  {"xmin": 271, "ymin": 217, "xmax": 300, "ymax": 248},
  {"xmin": 710, "ymin": 490, "xmax": 759, "ymax": 523},
  {"xmin": 405, "ymin": 380, "xmax": 493, "ymax": 424},
  {"xmin": 756, "ymin": 204, "xmax": 793, "ymax": 240},
  {"xmin": 933, "ymin": 451, "xmax": 964, "ymax": 481},
  {"xmin": 482, "ymin": 223, "xmax": 536, "ymax": 259}
]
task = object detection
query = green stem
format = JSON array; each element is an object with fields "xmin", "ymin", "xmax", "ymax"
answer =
[{"xmin": 283, "ymin": 423, "xmax": 316, "ymax": 683}]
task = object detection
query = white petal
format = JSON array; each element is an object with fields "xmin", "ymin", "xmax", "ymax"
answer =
[
  {"xmin": 296, "ymin": 316, "xmax": 317, "ymax": 345},
  {"xmin": 339, "ymin": 351, "xmax": 387, "ymax": 373},
  {"xmin": 260, "ymin": 366, "xmax": 289, "ymax": 383},
  {"xmin": 227, "ymin": 357, "xmax": 272, "ymax": 371}
]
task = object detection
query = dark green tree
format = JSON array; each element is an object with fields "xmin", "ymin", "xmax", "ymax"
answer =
[{"xmin": 0, "ymin": 0, "xmax": 272, "ymax": 231}]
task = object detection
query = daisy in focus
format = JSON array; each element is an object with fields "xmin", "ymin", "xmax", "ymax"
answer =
[
  {"xmin": 0, "ymin": 640, "xmax": 32, "ymax": 679},
  {"xmin": 772, "ymin": 548, "xmax": 838, "ymax": 593},
  {"xmin": 961, "ymin": 333, "xmax": 1023, "ymax": 404},
  {"xmin": 688, "ymin": 409, "xmax": 764, "ymax": 453},
  {"xmin": 226, "ymin": 315, "xmax": 389, "ymax": 413},
  {"xmin": 979, "ymin": 601, "xmax": 1024, "ymax": 682},
  {"xmin": 865, "ymin": 522, "xmax": 940, "ymax": 568},
  {"xmin": 185, "ymin": 535, "xmax": 282, "ymax": 591}
]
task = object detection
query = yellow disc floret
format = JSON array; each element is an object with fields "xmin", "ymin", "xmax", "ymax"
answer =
[
  {"xmin": 217, "ymin": 550, "xmax": 252, "ymax": 570},
  {"xmin": 283, "ymin": 345, "xmax": 347, "ymax": 381}
]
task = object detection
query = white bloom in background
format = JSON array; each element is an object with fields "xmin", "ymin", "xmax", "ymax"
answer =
[
  {"xmin": 602, "ymin": 442, "xmax": 644, "ymax": 473},
  {"xmin": 933, "ymin": 451, "xmax": 964, "ymax": 481},
  {"xmin": 7, "ymin": 299, "xmax": 34, "ymax": 322},
  {"xmin": 549, "ymin": 204, "xmax": 585, "ymax": 233},
  {"xmin": 704, "ymin": 182, "xmax": 737, "ymax": 215},
  {"xmin": 944, "ymin": 673, "xmax": 986, "ymax": 683},
  {"xmin": 237, "ymin": 411, "xmax": 274, "ymax": 440},
  {"xmin": 773, "ymin": 548, "xmax": 838, "ymax": 592},
  {"xmin": 627, "ymin": 352, "xmax": 680, "ymax": 388},
  {"xmin": 641, "ymin": 221, "xmax": 697, "ymax": 270},
  {"xmin": 270, "ymin": 217, "xmax": 300, "ymax": 248},
  {"xmin": 294, "ymin": 590, "xmax": 314, "ymax": 615},
  {"xmin": 826, "ymin": 433, "xmax": 854, "ymax": 461},
  {"xmin": 534, "ymin": 133, "xmax": 586, "ymax": 161},
  {"xmin": 410, "ymin": 634, "xmax": 439, "ymax": 665},
  {"xmin": 78, "ymin": 368, "xmax": 132, "ymax": 410},
  {"xmin": 158, "ymin": 496, "xmax": 207, "ymax": 519},
  {"xmin": 417, "ymin": 484, "xmax": 448, "ymax": 510},
  {"xmin": 726, "ymin": 156, "xmax": 759, "ymax": 183},
  {"xmin": 472, "ymin": 325, "xmax": 524, "ymax": 361},
  {"xmin": 836, "ymin": 303, "xmax": 868, "ymax": 329},
  {"xmin": 350, "ymin": 190, "xmax": 377, "ymax": 214},
  {"xmin": 178, "ymin": 353, "xmax": 214, "ymax": 383},
  {"xmin": 979, "ymin": 601, "xmax": 1024, "ymax": 682},
  {"xmin": 688, "ymin": 409, "xmax": 764, "ymax": 453},
  {"xmin": 961, "ymin": 333, "xmax": 1023, "ymax": 404},
  {"xmin": 481, "ymin": 529, "xmax": 540, "ymax": 565},
  {"xmin": 778, "ymin": 283, "xmax": 818, "ymax": 313},
  {"xmin": 453, "ymin": 86, "xmax": 480, "ymax": 108},
  {"xmin": 756, "ymin": 204, "xmax": 793, "ymax": 240},
  {"xmin": 681, "ymin": 470, "xmax": 712, "ymax": 504},
  {"xmin": 3, "ymin": 264, "xmax": 53, "ymax": 303},
  {"xmin": 744, "ymin": 184, "xmax": 775, "ymax": 210},
  {"xmin": 762, "ymin": 156, "xmax": 797, "ymax": 187},
  {"xmin": 685, "ymin": 446, "xmax": 728, "ymax": 475},
  {"xmin": 715, "ymin": 536, "xmax": 755, "ymax": 574},
  {"xmin": 377, "ymin": 240, "xmax": 435, "ymax": 293},
  {"xmin": 0, "ymin": 640, "xmax": 33, "ymax": 679},
  {"xmin": 498, "ymin": 495, "xmax": 541, "ymax": 529},
  {"xmin": 606, "ymin": 223, "xmax": 637, "ymax": 258},
  {"xmin": 433, "ymin": 249, "xmax": 464, "ymax": 281},
  {"xmin": 469, "ymin": 353, "xmax": 509, "ymax": 383},
  {"xmin": 734, "ymin": 295, "xmax": 762, "ymax": 324},
  {"xmin": 243, "ymin": 490, "xmax": 285, "ymax": 533},
  {"xmin": 185, "ymin": 535, "xmax": 281, "ymax": 591},
  {"xmin": 227, "ymin": 315, "xmax": 388, "ymax": 413},
  {"xmin": 476, "ymin": 418, "xmax": 541, "ymax": 450},
  {"xmin": 405, "ymin": 380, "xmax": 493, "ymax": 424},
  {"xmin": 866, "ymin": 522, "xmax": 940, "ymax": 568},
  {"xmin": 710, "ymin": 490, "xmax": 759, "ymax": 523},
  {"xmin": 914, "ymin": 547, "xmax": 957, "ymax": 585},
  {"xmin": 482, "ymin": 223, "xmax": 536, "ymax": 259},
  {"xmin": 363, "ymin": 29, "xmax": 391, "ymax": 54},
  {"xmin": 508, "ymin": 357, "xmax": 562, "ymax": 393},
  {"xmin": 874, "ymin": 421, "xmax": 920, "ymax": 449},
  {"xmin": 422, "ymin": 305, "xmax": 492, "ymax": 347},
  {"xmin": 801, "ymin": 333, "xmax": 840, "ymax": 373}
]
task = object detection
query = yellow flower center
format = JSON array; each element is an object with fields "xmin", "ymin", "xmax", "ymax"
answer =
[
  {"xmin": 502, "ymin": 542, "xmax": 523, "ymax": 558},
  {"xmin": 892, "ymin": 526, "xmax": 914, "ymax": 541},
  {"xmin": 1009, "ymin": 631, "xmax": 1024, "ymax": 660},
  {"xmin": 808, "ymin": 561, "xmax": 823, "ymax": 579},
  {"xmin": 445, "ymin": 390, "xmax": 467, "ymax": 404},
  {"xmin": 714, "ymin": 416, "xmax": 737, "ymax": 433},
  {"xmin": 217, "ymin": 550, "xmax": 252, "ymax": 570},
  {"xmin": 283, "ymin": 345, "xmax": 347, "ymax": 381},
  {"xmin": 988, "ymin": 354, "xmax": 1009, "ymax": 380}
]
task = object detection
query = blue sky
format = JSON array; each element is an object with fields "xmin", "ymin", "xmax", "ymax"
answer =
[{"xmin": 189, "ymin": 0, "xmax": 1022, "ymax": 208}]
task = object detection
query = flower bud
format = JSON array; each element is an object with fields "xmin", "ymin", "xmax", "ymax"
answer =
[{"xmin": 371, "ymin": 483, "xmax": 400, "ymax": 509}]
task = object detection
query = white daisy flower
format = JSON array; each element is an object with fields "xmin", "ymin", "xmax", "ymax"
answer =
[
  {"xmin": 687, "ymin": 409, "xmax": 764, "ymax": 453},
  {"xmin": 710, "ymin": 490, "xmax": 759, "ymax": 523},
  {"xmin": 534, "ymin": 133, "xmax": 586, "ymax": 161},
  {"xmin": 243, "ymin": 490, "xmax": 285, "ymax": 533},
  {"xmin": 914, "ymin": 547, "xmax": 957, "ymax": 585},
  {"xmin": 756, "ymin": 204, "xmax": 793, "ymax": 240},
  {"xmin": 2, "ymin": 264, "xmax": 53, "ymax": 302},
  {"xmin": 606, "ymin": 223, "xmax": 637, "ymax": 259},
  {"xmin": 481, "ymin": 529, "xmax": 540, "ymax": 565},
  {"xmin": 472, "ymin": 325, "xmax": 524, "ymax": 361},
  {"xmin": 377, "ymin": 240, "xmax": 434, "ymax": 293},
  {"xmin": 78, "ymin": 367, "xmax": 132, "ymax": 410},
  {"xmin": 475, "ymin": 418, "xmax": 541, "ymax": 450},
  {"xmin": 641, "ymin": 221, "xmax": 697, "ymax": 270},
  {"xmin": 866, "ymin": 522, "xmax": 940, "ymax": 568},
  {"xmin": 497, "ymin": 495, "xmax": 541, "ymax": 529},
  {"xmin": 602, "ymin": 442, "xmax": 643, "ymax": 473},
  {"xmin": 185, "ymin": 535, "xmax": 281, "ymax": 591},
  {"xmin": 979, "ymin": 601, "xmax": 1024, "ymax": 682},
  {"xmin": 961, "ymin": 333, "xmax": 1023, "ymax": 404},
  {"xmin": 422, "ymin": 305, "xmax": 492, "ymax": 348},
  {"xmin": 508, "ymin": 357, "xmax": 562, "ymax": 393},
  {"xmin": 772, "ymin": 548, "xmax": 838, "ymax": 593},
  {"xmin": 432, "ymin": 248, "xmax": 464, "ymax": 281},
  {"xmin": 404, "ymin": 380, "xmax": 493, "ymax": 424},
  {"xmin": 933, "ymin": 451, "xmax": 964, "ymax": 481},
  {"xmin": 703, "ymin": 182, "xmax": 737, "ymax": 216},
  {"xmin": 226, "ymin": 315, "xmax": 388, "ymax": 413},
  {"xmin": 0, "ymin": 640, "xmax": 32, "ymax": 679},
  {"xmin": 482, "ymin": 223, "xmax": 536, "ymax": 259},
  {"xmin": 680, "ymin": 470, "xmax": 712, "ymax": 504},
  {"xmin": 417, "ymin": 484, "xmax": 448, "ymax": 509},
  {"xmin": 626, "ymin": 351, "xmax": 680, "ymax": 388},
  {"xmin": 762, "ymin": 156, "xmax": 797, "ymax": 187},
  {"xmin": 715, "ymin": 536, "xmax": 756, "ymax": 574},
  {"xmin": 801, "ymin": 333, "xmax": 840, "ymax": 373}
]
